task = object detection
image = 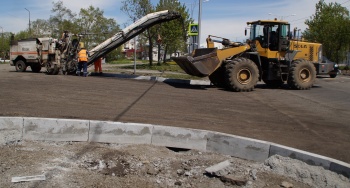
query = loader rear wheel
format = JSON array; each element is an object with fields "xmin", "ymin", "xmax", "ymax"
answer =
[
  {"xmin": 15, "ymin": 60, "xmax": 27, "ymax": 72},
  {"xmin": 209, "ymin": 65, "xmax": 226, "ymax": 88},
  {"xmin": 287, "ymin": 59, "xmax": 316, "ymax": 90},
  {"xmin": 225, "ymin": 57, "xmax": 259, "ymax": 92},
  {"xmin": 329, "ymin": 73, "xmax": 337, "ymax": 78}
]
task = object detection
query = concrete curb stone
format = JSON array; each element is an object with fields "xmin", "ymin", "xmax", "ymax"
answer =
[
  {"xmin": 269, "ymin": 143, "xmax": 332, "ymax": 169},
  {"xmin": 23, "ymin": 117, "xmax": 89, "ymax": 142},
  {"xmin": 206, "ymin": 132, "xmax": 270, "ymax": 162},
  {"xmin": 0, "ymin": 116, "xmax": 349, "ymax": 179},
  {"xmin": 0, "ymin": 117, "xmax": 23, "ymax": 144},
  {"xmin": 151, "ymin": 125, "xmax": 208, "ymax": 150},
  {"xmin": 95, "ymin": 72, "xmax": 211, "ymax": 86},
  {"xmin": 89, "ymin": 120, "xmax": 153, "ymax": 144}
]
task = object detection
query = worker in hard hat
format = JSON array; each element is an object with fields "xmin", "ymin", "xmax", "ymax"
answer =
[
  {"xmin": 76, "ymin": 46, "xmax": 88, "ymax": 77},
  {"xmin": 94, "ymin": 57, "xmax": 103, "ymax": 75},
  {"xmin": 60, "ymin": 30, "xmax": 69, "ymax": 53}
]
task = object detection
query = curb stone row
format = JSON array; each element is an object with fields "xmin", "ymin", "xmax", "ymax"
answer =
[{"xmin": 0, "ymin": 116, "xmax": 349, "ymax": 179}]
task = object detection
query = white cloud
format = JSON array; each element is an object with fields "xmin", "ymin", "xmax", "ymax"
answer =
[
  {"xmin": 198, "ymin": 0, "xmax": 346, "ymax": 44},
  {"xmin": 0, "ymin": 0, "xmax": 346, "ymax": 40}
]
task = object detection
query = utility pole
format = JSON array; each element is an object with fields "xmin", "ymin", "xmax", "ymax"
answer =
[
  {"xmin": 198, "ymin": 0, "xmax": 202, "ymax": 49},
  {"xmin": 0, "ymin": 26, "xmax": 3, "ymax": 62},
  {"xmin": 197, "ymin": 0, "xmax": 209, "ymax": 49},
  {"xmin": 133, "ymin": 18, "xmax": 137, "ymax": 74},
  {"xmin": 25, "ymin": 8, "xmax": 31, "ymax": 36}
]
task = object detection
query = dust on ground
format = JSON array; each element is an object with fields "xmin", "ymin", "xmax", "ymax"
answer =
[{"xmin": 1, "ymin": 141, "xmax": 349, "ymax": 188}]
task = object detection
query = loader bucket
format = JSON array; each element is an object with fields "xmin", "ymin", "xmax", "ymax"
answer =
[{"xmin": 172, "ymin": 48, "xmax": 220, "ymax": 77}]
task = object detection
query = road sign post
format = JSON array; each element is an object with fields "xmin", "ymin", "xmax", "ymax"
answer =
[{"xmin": 188, "ymin": 23, "xmax": 199, "ymax": 53}]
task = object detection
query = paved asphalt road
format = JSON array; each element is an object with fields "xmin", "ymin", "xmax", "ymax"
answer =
[{"xmin": 0, "ymin": 64, "xmax": 350, "ymax": 163}]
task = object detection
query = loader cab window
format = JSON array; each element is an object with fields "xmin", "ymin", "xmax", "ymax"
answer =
[
  {"xmin": 249, "ymin": 23, "xmax": 278, "ymax": 48},
  {"xmin": 249, "ymin": 23, "xmax": 290, "ymax": 51}
]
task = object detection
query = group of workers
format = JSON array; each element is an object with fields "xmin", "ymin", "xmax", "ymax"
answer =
[
  {"xmin": 61, "ymin": 31, "xmax": 103, "ymax": 77},
  {"xmin": 76, "ymin": 46, "xmax": 103, "ymax": 77}
]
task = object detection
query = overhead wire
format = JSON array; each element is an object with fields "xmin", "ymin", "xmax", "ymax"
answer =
[{"xmin": 288, "ymin": 0, "xmax": 350, "ymax": 26}]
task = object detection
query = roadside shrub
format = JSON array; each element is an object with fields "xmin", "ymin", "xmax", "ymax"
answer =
[{"xmin": 339, "ymin": 66, "xmax": 349, "ymax": 70}]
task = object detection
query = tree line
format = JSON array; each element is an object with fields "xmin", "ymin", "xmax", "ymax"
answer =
[
  {"xmin": 303, "ymin": 0, "xmax": 350, "ymax": 64},
  {"xmin": 2, "ymin": 0, "xmax": 348, "ymax": 64},
  {"xmin": 2, "ymin": 0, "xmax": 191, "ymax": 64}
]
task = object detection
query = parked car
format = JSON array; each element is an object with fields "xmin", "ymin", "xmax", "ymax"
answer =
[{"xmin": 0, "ymin": 58, "xmax": 10, "ymax": 63}]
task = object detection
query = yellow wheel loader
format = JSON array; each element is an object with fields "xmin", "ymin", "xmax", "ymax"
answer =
[{"xmin": 173, "ymin": 19, "xmax": 337, "ymax": 91}]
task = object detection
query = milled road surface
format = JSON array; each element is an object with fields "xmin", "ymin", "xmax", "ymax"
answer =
[{"xmin": 1, "ymin": 64, "xmax": 350, "ymax": 163}]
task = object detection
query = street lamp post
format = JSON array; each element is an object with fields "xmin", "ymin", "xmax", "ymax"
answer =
[
  {"xmin": 25, "ymin": 8, "xmax": 31, "ymax": 36},
  {"xmin": 268, "ymin": 13, "xmax": 296, "ymax": 20},
  {"xmin": 281, "ymin": 14, "xmax": 296, "ymax": 20},
  {"xmin": 197, "ymin": 0, "xmax": 209, "ymax": 49},
  {"xmin": 198, "ymin": 0, "xmax": 202, "ymax": 49},
  {"xmin": 0, "ymin": 26, "xmax": 3, "ymax": 62}
]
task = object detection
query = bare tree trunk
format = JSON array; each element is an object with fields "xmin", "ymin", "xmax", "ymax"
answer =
[
  {"xmin": 163, "ymin": 45, "xmax": 168, "ymax": 64},
  {"xmin": 148, "ymin": 35, "xmax": 153, "ymax": 66}
]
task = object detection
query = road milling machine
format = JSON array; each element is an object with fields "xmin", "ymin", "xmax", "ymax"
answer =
[
  {"xmin": 172, "ymin": 19, "xmax": 338, "ymax": 92},
  {"xmin": 10, "ymin": 10, "xmax": 181, "ymax": 74}
]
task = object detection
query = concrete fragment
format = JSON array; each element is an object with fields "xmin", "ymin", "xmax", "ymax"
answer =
[
  {"xmin": 220, "ymin": 175, "xmax": 247, "ymax": 186},
  {"xmin": 12, "ymin": 175, "xmax": 46, "ymax": 183},
  {"xmin": 250, "ymin": 169, "xmax": 258, "ymax": 180},
  {"xmin": 205, "ymin": 160, "xmax": 231, "ymax": 176},
  {"xmin": 146, "ymin": 167, "xmax": 158, "ymax": 175},
  {"xmin": 281, "ymin": 181, "xmax": 293, "ymax": 188},
  {"xmin": 177, "ymin": 169, "xmax": 185, "ymax": 176}
]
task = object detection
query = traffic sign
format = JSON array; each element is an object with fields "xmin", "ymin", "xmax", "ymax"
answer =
[{"xmin": 188, "ymin": 23, "xmax": 199, "ymax": 36}]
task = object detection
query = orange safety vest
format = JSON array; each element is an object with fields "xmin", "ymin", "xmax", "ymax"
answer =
[{"xmin": 78, "ymin": 49, "xmax": 88, "ymax": 62}]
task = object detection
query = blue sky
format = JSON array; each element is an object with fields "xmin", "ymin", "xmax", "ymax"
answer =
[{"xmin": 0, "ymin": 0, "xmax": 347, "ymax": 45}]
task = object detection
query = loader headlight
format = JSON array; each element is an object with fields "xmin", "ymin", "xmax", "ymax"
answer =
[
  {"xmin": 318, "ymin": 45, "xmax": 323, "ymax": 63},
  {"xmin": 334, "ymin": 64, "xmax": 339, "ymax": 68}
]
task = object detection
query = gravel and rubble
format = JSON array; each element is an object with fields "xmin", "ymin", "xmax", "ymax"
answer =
[{"xmin": 0, "ymin": 141, "xmax": 349, "ymax": 188}]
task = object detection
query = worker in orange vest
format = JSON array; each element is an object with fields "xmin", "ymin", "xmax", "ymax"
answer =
[
  {"xmin": 94, "ymin": 57, "xmax": 103, "ymax": 75},
  {"xmin": 76, "ymin": 46, "xmax": 88, "ymax": 77}
]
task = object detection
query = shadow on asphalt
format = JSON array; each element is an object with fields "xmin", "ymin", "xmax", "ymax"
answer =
[
  {"xmin": 164, "ymin": 81, "xmax": 214, "ymax": 90},
  {"xmin": 256, "ymin": 83, "xmax": 321, "ymax": 90}
]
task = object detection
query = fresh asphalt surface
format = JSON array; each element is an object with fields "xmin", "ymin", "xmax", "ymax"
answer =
[{"xmin": 0, "ymin": 64, "xmax": 350, "ymax": 163}]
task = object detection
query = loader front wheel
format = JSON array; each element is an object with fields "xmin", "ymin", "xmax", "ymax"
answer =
[
  {"xmin": 15, "ymin": 60, "xmax": 27, "ymax": 72},
  {"xmin": 287, "ymin": 59, "xmax": 316, "ymax": 90},
  {"xmin": 209, "ymin": 65, "xmax": 226, "ymax": 88},
  {"xmin": 225, "ymin": 58, "xmax": 259, "ymax": 92}
]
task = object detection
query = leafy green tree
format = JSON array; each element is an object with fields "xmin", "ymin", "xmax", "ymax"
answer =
[
  {"xmin": 0, "ymin": 32, "xmax": 12, "ymax": 59},
  {"xmin": 303, "ymin": 0, "xmax": 350, "ymax": 63},
  {"xmin": 75, "ymin": 6, "xmax": 120, "ymax": 61},
  {"xmin": 156, "ymin": 0, "xmax": 192, "ymax": 63},
  {"xmin": 13, "ymin": 31, "xmax": 30, "ymax": 41},
  {"xmin": 31, "ymin": 19, "xmax": 53, "ymax": 37},
  {"xmin": 50, "ymin": 1, "xmax": 77, "ymax": 38}
]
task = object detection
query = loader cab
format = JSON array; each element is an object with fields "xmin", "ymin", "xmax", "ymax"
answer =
[{"xmin": 247, "ymin": 20, "xmax": 290, "ymax": 53}]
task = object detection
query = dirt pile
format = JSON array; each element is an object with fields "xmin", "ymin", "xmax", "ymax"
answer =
[{"xmin": 1, "ymin": 141, "xmax": 349, "ymax": 188}]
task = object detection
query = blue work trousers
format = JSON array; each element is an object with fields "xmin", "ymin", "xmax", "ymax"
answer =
[{"xmin": 77, "ymin": 62, "xmax": 88, "ymax": 76}]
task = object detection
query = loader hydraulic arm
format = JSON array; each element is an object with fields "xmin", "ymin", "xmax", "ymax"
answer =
[{"xmin": 87, "ymin": 10, "xmax": 181, "ymax": 65}]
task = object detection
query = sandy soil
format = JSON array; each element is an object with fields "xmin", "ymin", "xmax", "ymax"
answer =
[{"xmin": 1, "ymin": 141, "xmax": 349, "ymax": 188}]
